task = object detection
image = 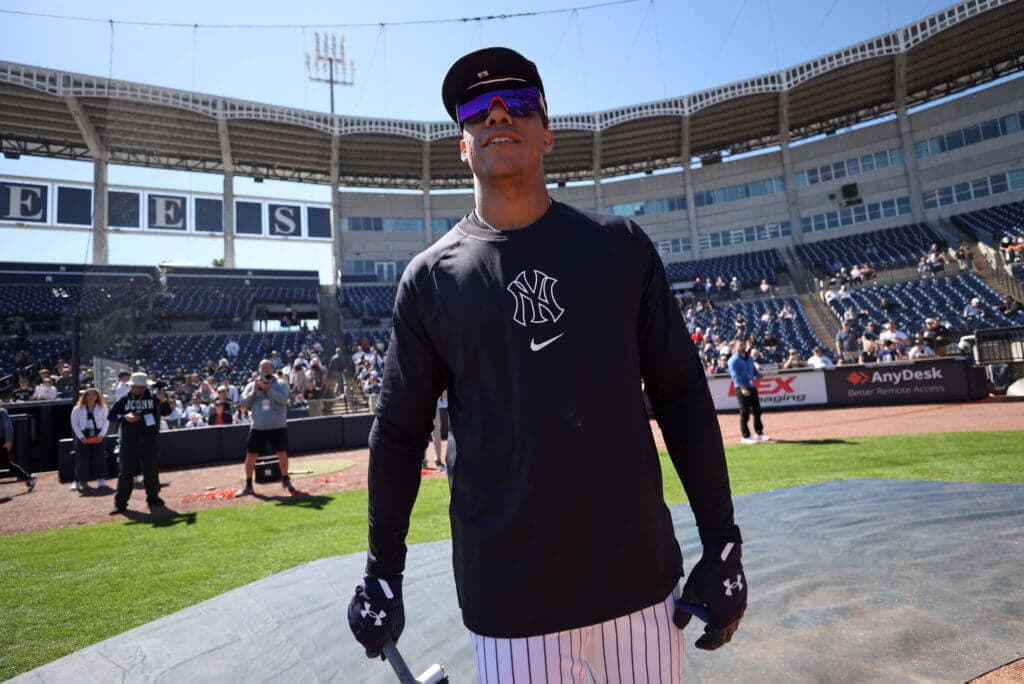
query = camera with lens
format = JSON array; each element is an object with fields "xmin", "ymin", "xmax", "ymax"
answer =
[{"xmin": 261, "ymin": 373, "xmax": 276, "ymax": 384}]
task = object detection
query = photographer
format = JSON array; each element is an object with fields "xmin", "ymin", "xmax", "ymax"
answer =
[
  {"xmin": 108, "ymin": 373, "xmax": 172, "ymax": 514},
  {"xmin": 69, "ymin": 387, "xmax": 109, "ymax": 492},
  {"xmin": 236, "ymin": 359, "xmax": 295, "ymax": 496}
]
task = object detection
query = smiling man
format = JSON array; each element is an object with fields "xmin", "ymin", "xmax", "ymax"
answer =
[{"xmin": 347, "ymin": 47, "xmax": 747, "ymax": 682}]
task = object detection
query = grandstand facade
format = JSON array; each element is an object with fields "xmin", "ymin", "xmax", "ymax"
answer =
[{"xmin": 2, "ymin": 0, "xmax": 1023, "ymax": 282}]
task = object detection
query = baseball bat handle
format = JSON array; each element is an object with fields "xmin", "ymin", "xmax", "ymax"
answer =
[
  {"xmin": 382, "ymin": 640, "xmax": 417, "ymax": 684},
  {"xmin": 675, "ymin": 600, "xmax": 712, "ymax": 625}
]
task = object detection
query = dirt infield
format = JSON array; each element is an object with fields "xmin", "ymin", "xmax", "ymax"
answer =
[{"xmin": 2, "ymin": 397, "xmax": 1022, "ymax": 537}]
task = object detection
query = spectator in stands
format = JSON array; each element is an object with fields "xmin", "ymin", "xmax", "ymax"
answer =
[
  {"xmin": 849, "ymin": 264, "xmax": 863, "ymax": 284},
  {"xmin": 759, "ymin": 279, "xmax": 772, "ymax": 296},
  {"xmin": 761, "ymin": 330, "xmax": 780, "ymax": 353},
  {"xmin": 860, "ymin": 263, "xmax": 876, "ymax": 281},
  {"xmin": 908, "ymin": 338, "xmax": 935, "ymax": 360},
  {"xmin": 55, "ymin": 367, "xmax": 75, "ymax": 399},
  {"xmin": 107, "ymin": 370, "xmax": 129, "ymax": 402},
  {"xmin": 209, "ymin": 397, "xmax": 233, "ymax": 426},
  {"xmin": 999, "ymin": 236, "xmax": 1013, "ymax": 262},
  {"xmin": 328, "ymin": 347, "xmax": 346, "ymax": 398},
  {"xmin": 185, "ymin": 412, "xmax": 206, "ymax": 429},
  {"xmin": 225, "ymin": 337, "xmax": 240, "ymax": 362},
  {"xmin": 728, "ymin": 340, "xmax": 769, "ymax": 445},
  {"xmin": 690, "ymin": 326, "xmax": 704, "ymax": 345},
  {"xmin": 69, "ymin": 387, "xmax": 109, "ymax": 492},
  {"xmin": 880, "ymin": 321, "xmax": 910, "ymax": 350},
  {"xmin": 916, "ymin": 256, "xmax": 932, "ymax": 280},
  {"xmin": 836, "ymin": 285, "xmax": 852, "ymax": 302},
  {"xmin": 962, "ymin": 297, "xmax": 986, "ymax": 322},
  {"xmin": 364, "ymin": 374, "xmax": 382, "ymax": 412},
  {"xmin": 806, "ymin": 347, "xmax": 834, "ymax": 370},
  {"xmin": 222, "ymin": 377, "xmax": 240, "ymax": 404},
  {"xmin": 270, "ymin": 350, "xmax": 283, "ymax": 370},
  {"xmin": 877, "ymin": 339, "xmax": 901, "ymax": 363},
  {"xmin": 926, "ymin": 245, "xmax": 946, "ymax": 274},
  {"xmin": 12, "ymin": 376, "xmax": 33, "ymax": 402},
  {"xmin": 782, "ymin": 348, "xmax": 806, "ymax": 369},
  {"xmin": 859, "ymin": 342, "xmax": 878, "ymax": 364},
  {"xmin": 824, "ymin": 286, "xmax": 838, "ymax": 305},
  {"xmin": 955, "ymin": 242, "xmax": 974, "ymax": 273},
  {"xmin": 290, "ymin": 360, "xmax": 308, "ymax": 400},
  {"xmin": 165, "ymin": 398, "xmax": 184, "ymax": 429},
  {"xmin": 108, "ymin": 372, "xmax": 171, "ymax": 514},
  {"xmin": 779, "ymin": 303, "xmax": 796, "ymax": 320},
  {"xmin": 31, "ymin": 378, "xmax": 58, "ymax": 401},
  {"xmin": 198, "ymin": 378, "xmax": 217, "ymax": 404},
  {"xmin": 992, "ymin": 294, "xmax": 1022, "ymax": 319},
  {"xmin": 708, "ymin": 354, "xmax": 730, "ymax": 376},
  {"xmin": 236, "ymin": 404, "xmax": 251, "ymax": 424},
  {"xmin": 835, "ymin": 321, "xmax": 860, "ymax": 364},
  {"xmin": 185, "ymin": 393, "xmax": 208, "ymax": 423},
  {"xmin": 920, "ymin": 318, "xmax": 950, "ymax": 354},
  {"xmin": 236, "ymin": 359, "xmax": 295, "ymax": 496},
  {"xmin": 859, "ymin": 321, "xmax": 879, "ymax": 350},
  {"xmin": 1, "ymin": 398, "xmax": 36, "ymax": 491},
  {"xmin": 729, "ymin": 276, "xmax": 742, "ymax": 300}
]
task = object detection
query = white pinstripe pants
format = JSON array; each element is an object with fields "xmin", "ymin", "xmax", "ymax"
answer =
[{"xmin": 470, "ymin": 590, "xmax": 683, "ymax": 684}]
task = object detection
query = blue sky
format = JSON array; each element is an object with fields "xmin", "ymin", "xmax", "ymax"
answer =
[{"xmin": 0, "ymin": 0, "xmax": 957, "ymax": 275}]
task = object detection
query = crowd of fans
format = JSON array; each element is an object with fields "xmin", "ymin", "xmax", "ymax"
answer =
[
  {"xmin": 1, "ymin": 331, "xmax": 394, "ymax": 431},
  {"xmin": 675, "ymin": 274, "xmax": 775, "ymax": 304}
]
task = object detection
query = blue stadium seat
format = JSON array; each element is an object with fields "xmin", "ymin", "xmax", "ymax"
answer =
[
  {"xmin": 796, "ymin": 223, "xmax": 942, "ymax": 274},
  {"xmin": 663, "ymin": 249, "xmax": 786, "ymax": 288}
]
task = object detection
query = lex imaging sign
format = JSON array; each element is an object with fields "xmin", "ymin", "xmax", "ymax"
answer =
[
  {"xmin": 708, "ymin": 370, "xmax": 828, "ymax": 411},
  {"xmin": 825, "ymin": 359, "xmax": 970, "ymax": 406}
]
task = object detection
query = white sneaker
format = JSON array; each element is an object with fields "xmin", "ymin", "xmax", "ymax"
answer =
[
  {"xmin": 97, "ymin": 478, "xmax": 106, "ymax": 488},
  {"xmin": 740, "ymin": 437, "xmax": 758, "ymax": 445},
  {"xmin": 756, "ymin": 434, "xmax": 771, "ymax": 442},
  {"xmin": 69, "ymin": 482, "xmax": 80, "ymax": 491},
  {"xmin": 134, "ymin": 475, "xmax": 143, "ymax": 486}
]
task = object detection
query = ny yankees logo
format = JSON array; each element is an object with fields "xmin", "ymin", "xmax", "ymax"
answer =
[
  {"xmin": 360, "ymin": 602, "xmax": 387, "ymax": 627},
  {"xmin": 723, "ymin": 575, "xmax": 744, "ymax": 597},
  {"xmin": 507, "ymin": 269, "xmax": 565, "ymax": 327}
]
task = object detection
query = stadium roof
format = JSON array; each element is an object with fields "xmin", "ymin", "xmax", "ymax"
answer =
[{"xmin": 2, "ymin": 0, "xmax": 1023, "ymax": 190}]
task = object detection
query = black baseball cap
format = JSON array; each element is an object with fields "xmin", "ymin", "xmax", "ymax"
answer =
[{"xmin": 441, "ymin": 47, "xmax": 545, "ymax": 124}]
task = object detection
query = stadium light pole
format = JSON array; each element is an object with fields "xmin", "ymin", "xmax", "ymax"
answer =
[{"xmin": 306, "ymin": 32, "xmax": 355, "ymax": 116}]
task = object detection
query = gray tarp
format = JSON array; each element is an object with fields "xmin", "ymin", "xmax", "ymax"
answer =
[{"xmin": 14, "ymin": 479, "xmax": 1024, "ymax": 683}]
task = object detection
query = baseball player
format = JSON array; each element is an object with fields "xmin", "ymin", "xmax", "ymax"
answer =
[{"xmin": 348, "ymin": 47, "xmax": 746, "ymax": 682}]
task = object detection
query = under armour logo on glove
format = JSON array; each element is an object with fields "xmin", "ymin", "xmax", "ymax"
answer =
[
  {"xmin": 723, "ymin": 575, "xmax": 744, "ymax": 597},
  {"xmin": 347, "ymin": 575, "xmax": 405, "ymax": 659},
  {"xmin": 675, "ymin": 538, "xmax": 748, "ymax": 651},
  {"xmin": 361, "ymin": 603, "xmax": 387, "ymax": 626}
]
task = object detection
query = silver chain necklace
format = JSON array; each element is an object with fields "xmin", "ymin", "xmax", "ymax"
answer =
[{"xmin": 474, "ymin": 197, "xmax": 553, "ymax": 232}]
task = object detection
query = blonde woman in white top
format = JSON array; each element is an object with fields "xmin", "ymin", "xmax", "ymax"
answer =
[{"xmin": 69, "ymin": 387, "xmax": 110, "ymax": 491}]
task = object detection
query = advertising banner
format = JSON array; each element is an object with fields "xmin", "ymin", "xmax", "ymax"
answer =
[
  {"xmin": 709, "ymin": 370, "xmax": 828, "ymax": 411},
  {"xmin": 824, "ymin": 358, "xmax": 970, "ymax": 406}
]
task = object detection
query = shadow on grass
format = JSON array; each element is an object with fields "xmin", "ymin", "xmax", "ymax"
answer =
[
  {"xmin": 123, "ymin": 506, "xmax": 198, "ymax": 528},
  {"xmin": 769, "ymin": 438, "xmax": 858, "ymax": 446}
]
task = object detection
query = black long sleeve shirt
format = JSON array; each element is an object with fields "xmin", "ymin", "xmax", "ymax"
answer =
[{"xmin": 366, "ymin": 200, "xmax": 737, "ymax": 637}]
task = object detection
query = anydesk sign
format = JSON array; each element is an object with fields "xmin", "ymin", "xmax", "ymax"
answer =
[
  {"xmin": 708, "ymin": 371, "xmax": 828, "ymax": 411},
  {"xmin": 825, "ymin": 359, "xmax": 970, "ymax": 406}
]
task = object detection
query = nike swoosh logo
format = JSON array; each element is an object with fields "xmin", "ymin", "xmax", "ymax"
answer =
[{"xmin": 530, "ymin": 333, "xmax": 565, "ymax": 352}]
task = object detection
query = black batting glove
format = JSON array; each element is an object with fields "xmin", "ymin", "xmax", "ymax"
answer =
[
  {"xmin": 674, "ymin": 540, "xmax": 746, "ymax": 650},
  {"xmin": 347, "ymin": 575, "xmax": 405, "ymax": 659}
]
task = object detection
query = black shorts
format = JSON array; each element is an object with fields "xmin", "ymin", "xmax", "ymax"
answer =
[{"xmin": 246, "ymin": 428, "xmax": 288, "ymax": 455}]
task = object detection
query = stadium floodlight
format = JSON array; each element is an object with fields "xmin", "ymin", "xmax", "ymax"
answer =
[{"xmin": 306, "ymin": 32, "xmax": 355, "ymax": 116}]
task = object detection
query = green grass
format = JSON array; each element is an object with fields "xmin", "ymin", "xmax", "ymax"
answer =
[{"xmin": 2, "ymin": 430, "xmax": 1022, "ymax": 679}]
